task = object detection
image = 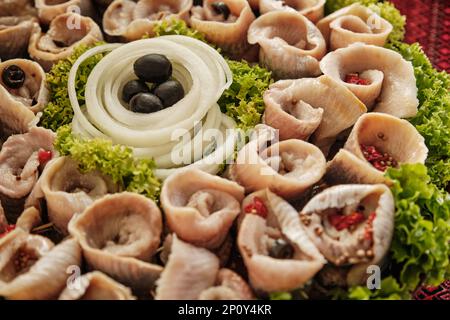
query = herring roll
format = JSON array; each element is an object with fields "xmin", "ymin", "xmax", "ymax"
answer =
[
  {"xmin": 263, "ymin": 76, "xmax": 366, "ymax": 151},
  {"xmin": 320, "ymin": 43, "xmax": 418, "ymax": 118},
  {"xmin": 259, "ymin": 0, "xmax": 325, "ymax": 23},
  {"xmin": 160, "ymin": 168, "xmax": 244, "ymax": 249},
  {"xmin": 317, "ymin": 3, "xmax": 393, "ymax": 50},
  {"xmin": 190, "ymin": 0, "xmax": 256, "ymax": 60},
  {"xmin": 300, "ymin": 184, "xmax": 394, "ymax": 286},
  {"xmin": 0, "ymin": 16, "xmax": 37, "ymax": 60},
  {"xmin": 0, "ymin": 127, "xmax": 55, "ymax": 222},
  {"xmin": 26, "ymin": 156, "xmax": 118, "ymax": 235},
  {"xmin": 325, "ymin": 113, "xmax": 428, "ymax": 185},
  {"xmin": 35, "ymin": 0, "xmax": 96, "ymax": 25},
  {"xmin": 229, "ymin": 125, "xmax": 326, "ymax": 199},
  {"xmin": 69, "ymin": 192, "xmax": 163, "ymax": 290},
  {"xmin": 28, "ymin": 12, "xmax": 103, "ymax": 71},
  {"xmin": 103, "ymin": 0, "xmax": 192, "ymax": 41},
  {"xmin": 0, "ymin": 59, "xmax": 49, "ymax": 114},
  {"xmin": 248, "ymin": 10, "xmax": 326, "ymax": 79},
  {"xmin": 238, "ymin": 189, "xmax": 326, "ymax": 292}
]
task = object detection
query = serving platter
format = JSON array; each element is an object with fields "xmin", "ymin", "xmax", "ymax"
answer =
[{"xmin": 0, "ymin": 0, "xmax": 449, "ymax": 300}]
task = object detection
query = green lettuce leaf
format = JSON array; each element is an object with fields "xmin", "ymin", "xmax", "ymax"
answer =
[
  {"xmin": 40, "ymin": 43, "xmax": 105, "ymax": 131},
  {"xmin": 55, "ymin": 126, "xmax": 161, "ymax": 200},
  {"xmin": 218, "ymin": 60, "xmax": 273, "ymax": 129}
]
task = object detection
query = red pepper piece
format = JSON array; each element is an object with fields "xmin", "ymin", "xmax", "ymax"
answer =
[
  {"xmin": 38, "ymin": 149, "xmax": 52, "ymax": 165},
  {"xmin": 345, "ymin": 73, "xmax": 370, "ymax": 85},
  {"xmin": 363, "ymin": 212, "xmax": 376, "ymax": 241},
  {"xmin": 244, "ymin": 197, "xmax": 268, "ymax": 219},
  {"xmin": 360, "ymin": 144, "xmax": 398, "ymax": 172},
  {"xmin": 0, "ymin": 224, "xmax": 16, "ymax": 238},
  {"xmin": 328, "ymin": 212, "xmax": 366, "ymax": 231}
]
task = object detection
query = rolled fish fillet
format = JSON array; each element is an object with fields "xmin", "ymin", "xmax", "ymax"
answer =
[
  {"xmin": 0, "ymin": 16, "xmax": 37, "ymax": 60},
  {"xmin": 190, "ymin": 0, "xmax": 256, "ymax": 60},
  {"xmin": 59, "ymin": 271, "xmax": 136, "ymax": 300},
  {"xmin": 0, "ymin": 232, "xmax": 81, "ymax": 300},
  {"xmin": 263, "ymin": 76, "xmax": 366, "ymax": 150},
  {"xmin": 325, "ymin": 113, "xmax": 428, "ymax": 185},
  {"xmin": 316, "ymin": 3, "xmax": 393, "ymax": 50},
  {"xmin": 155, "ymin": 235, "xmax": 220, "ymax": 300},
  {"xmin": 35, "ymin": 0, "xmax": 96, "ymax": 25},
  {"xmin": 28, "ymin": 12, "xmax": 103, "ymax": 71},
  {"xmin": 103, "ymin": 0, "xmax": 192, "ymax": 41},
  {"xmin": 0, "ymin": 127, "xmax": 55, "ymax": 222},
  {"xmin": 238, "ymin": 189, "xmax": 326, "ymax": 292},
  {"xmin": 300, "ymin": 184, "xmax": 394, "ymax": 286},
  {"xmin": 0, "ymin": 59, "xmax": 49, "ymax": 114},
  {"xmin": 248, "ymin": 10, "xmax": 326, "ymax": 79},
  {"xmin": 25, "ymin": 156, "xmax": 118, "ymax": 235},
  {"xmin": 229, "ymin": 125, "xmax": 326, "ymax": 199},
  {"xmin": 68, "ymin": 192, "xmax": 163, "ymax": 290},
  {"xmin": 160, "ymin": 168, "xmax": 244, "ymax": 249},
  {"xmin": 259, "ymin": 0, "xmax": 325, "ymax": 23},
  {"xmin": 320, "ymin": 43, "xmax": 419, "ymax": 118},
  {"xmin": 0, "ymin": 0, "xmax": 36, "ymax": 17},
  {"xmin": 198, "ymin": 268, "xmax": 254, "ymax": 300}
]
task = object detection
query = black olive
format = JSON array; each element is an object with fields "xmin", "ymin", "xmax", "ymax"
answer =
[
  {"xmin": 130, "ymin": 93, "xmax": 164, "ymax": 114},
  {"xmin": 122, "ymin": 79, "xmax": 150, "ymax": 103},
  {"xmin": 269, "ymin": 239, "xmax": 294, "ymax": 259},
  {"xmin": 193, "ymin": 0, "xmax": 203, "ymax": 5},
  {"xmin": 211, "ymin": 2, "xmax": 230, "ymax": 20},
  {"xmin": 153, "ymin": 79, "xmax": 184, "ymax": 108},
  {"xmin": 133, "ymin": 54, "xmax": 172, "ymax": 84},
  {"xmin": 2, "ymin": 65, "xmax": 25, "ymax": 89}
]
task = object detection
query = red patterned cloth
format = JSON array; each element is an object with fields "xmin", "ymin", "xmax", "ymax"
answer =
[
  {"xmin": 391, "ymin": 0, "xmax": 450, "ymax": 72},
  {"xmin": 413, "ymin": 280, "xmax": 450, "ymax": 300}
]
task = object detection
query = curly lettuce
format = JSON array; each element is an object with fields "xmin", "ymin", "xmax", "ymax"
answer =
[
  {"xmin": 387, "ymin": 42, "xmax": 450, "ymax": 189},
  {"xmin": 153, "ymin": 18, "xmax": 208, "ymax": 43},
  {"xmin": 55, "ymin": 126, "xmax": 161, "ymax": 200},
  {"xmin": 39, "ymin": 43, "xmax": 105, "ymax": 131},
  {"xmin": 337, "ymin": 164, "xmax": 450, "ymax": 300},
  {"xmin": 218, "ymin": 60, "xmax": 273, "ymax": 129}
]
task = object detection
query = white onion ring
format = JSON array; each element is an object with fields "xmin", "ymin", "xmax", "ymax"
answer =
[{"xmin": 68, "ymin": 36, "xmax": 235, "ymax": 179}]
